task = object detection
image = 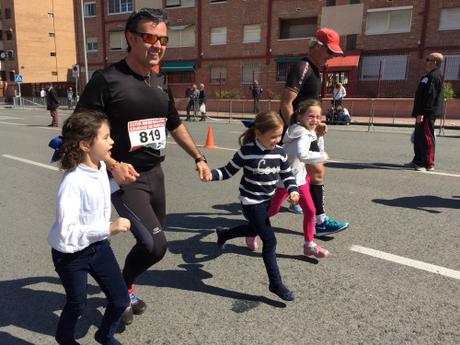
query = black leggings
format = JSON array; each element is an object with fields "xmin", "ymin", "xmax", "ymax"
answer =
[{"xmin": 111, "ymin": 164, "xmax": 167, "ymax": 289}]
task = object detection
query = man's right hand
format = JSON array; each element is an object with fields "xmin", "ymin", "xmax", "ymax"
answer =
[{"xmin": 112, "ymin": 162, "xmax": 139, "ymax": 185}]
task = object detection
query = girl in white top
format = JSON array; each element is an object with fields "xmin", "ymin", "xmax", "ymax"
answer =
[
  {"xmin": 246, "ymin": 100, "xmax": 331, "ymax": 258},
  {"xmin": 332, "ymin": 82, "xmax": 346, "ymax": 107},
  {"xmin": 48, "ymin": 110, "xmax": 130, "ymax": 345}
]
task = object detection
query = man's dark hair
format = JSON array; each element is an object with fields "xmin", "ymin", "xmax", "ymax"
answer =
[{"xmin": 125, "ymin": 8, "xmax": 168, "ymax": 52}]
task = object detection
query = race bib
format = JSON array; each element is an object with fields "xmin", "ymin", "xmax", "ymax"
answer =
[{"xmin": 128, "ymin": 118, "xmax": 166, "ymax": 152}]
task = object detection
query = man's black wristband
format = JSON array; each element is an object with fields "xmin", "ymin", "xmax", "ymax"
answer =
[{"xmin": 195, "ymin": 155, "xmax": 207, "ymax": 164}]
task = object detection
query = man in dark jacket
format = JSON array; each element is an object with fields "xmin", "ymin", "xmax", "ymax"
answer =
[
  {"xmin": 46, "ymin": 84, "xmax": 59, "ymax": 127},
  {"xmin": 406, "ymin": 52, "xmax": 444, "ymax": 171},
  {"xmin": 249, "ymin": 80, "xmax": 263, "ymax": 113}
]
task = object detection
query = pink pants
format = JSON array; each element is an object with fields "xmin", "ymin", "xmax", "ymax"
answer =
[{"xmin": 268, "ymin": 178, "xmax": 315, "ymax": 242}]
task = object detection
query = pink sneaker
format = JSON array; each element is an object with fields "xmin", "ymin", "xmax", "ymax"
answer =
[
  {"xmin": 304, "ymin": 244, "xmax": 330, "ymax": 258},
  {"xmin": 245, "ymin": 236, "xmax": 258, "ymax": 251}
]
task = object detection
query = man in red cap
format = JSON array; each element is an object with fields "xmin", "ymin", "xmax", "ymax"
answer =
[{"xmin": 278, "ymin": 27, "xmax": 348, "ymax": 236}]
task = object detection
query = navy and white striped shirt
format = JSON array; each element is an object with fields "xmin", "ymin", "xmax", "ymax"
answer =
[{"xmin": 211, "ymin": 139, "xmax": 298, "ymax": 205}]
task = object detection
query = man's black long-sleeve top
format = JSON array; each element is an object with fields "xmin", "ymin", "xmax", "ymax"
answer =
[{"xmin": 411, "ymin": 68, "xmax": 444, "ymax": 119}]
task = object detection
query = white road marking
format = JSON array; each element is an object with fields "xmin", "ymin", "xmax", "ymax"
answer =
[
  {"xmin": 2, "ymin": 154, "xmax": 59, "ymax": 171},
  {"xmin": 350, "ymin": 245, "xmax": 460, "ymax": 280}
]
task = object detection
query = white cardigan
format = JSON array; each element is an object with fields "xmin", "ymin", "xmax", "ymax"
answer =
[{"xmin": 48, "ymin": 162, "xmax": 111, "ymax": 253}]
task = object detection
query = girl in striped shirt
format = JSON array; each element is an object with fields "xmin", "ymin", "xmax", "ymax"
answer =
[
  {"xmin": 205, "ymin": 111, "xmax": 299, "ymax": 301},
  {"xmin": 246, "ymin": 99, "xmax": 331, "ymax": 258}
]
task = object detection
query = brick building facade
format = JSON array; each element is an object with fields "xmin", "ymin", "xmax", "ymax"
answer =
[
  {"xmin": 73, "ymin": 0, "xmax": 460, "ymax": 100},
  {"xmin": 0, "ymin": 0, "xmax": 77, "ymax": 97}
]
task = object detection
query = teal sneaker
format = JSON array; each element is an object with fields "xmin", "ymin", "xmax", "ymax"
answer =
[
  {"xmin": 289, "ymin": 203, "xmax": 303, "ymax": 214},
  {"xmin": 315, "ymin": 216, "xmax": 349, "ymax": 236}
]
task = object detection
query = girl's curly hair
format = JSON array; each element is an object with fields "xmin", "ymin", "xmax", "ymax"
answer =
[{"xmin": 59, "ymin": 110, "xmax": 108, "ymax": 170}]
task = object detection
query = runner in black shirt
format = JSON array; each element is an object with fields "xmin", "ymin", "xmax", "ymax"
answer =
[
  {"xmin": 77, "ymin": 8, "xmax": 210, "ymax": 326},
  {"xmin": 279, "ymin": 28, "xmax": 349, "ymax": 236}
]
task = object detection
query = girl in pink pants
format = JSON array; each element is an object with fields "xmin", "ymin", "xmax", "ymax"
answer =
[{"xmin": 246, "ymin": 99, "xmax": 330, "ymax": 258}]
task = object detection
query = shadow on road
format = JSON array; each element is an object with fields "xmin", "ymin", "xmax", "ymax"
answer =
[
  {"xmin": 326, "ymin": 161, "xmax": 405, "ymax": 171},
  {"xmin": 372, "ymin": 195, "xmax": 460, "ymax": 213},
  {"xmin": 137, "ymin": 263, "xmax": 286, "ymax": 309},
  {"xmin": 0, "ymin": 276, "xmax": 106, "ymax": 344}
]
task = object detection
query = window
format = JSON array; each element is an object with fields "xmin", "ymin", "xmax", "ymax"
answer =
[
  {"xmin": 346, "ymin": 34, "xmax": 357, "ymax": 50},
  {"xmin": 210, "ymin": 27, "xmax": 227, "ymax": 45},
  {"xmin": 167, "ymin": 72, "xmax": 195, "ymax": 84},
  {"xmin": 326, "ymin": 0, "xmax": 336, "ymax": 6},
  {"xmin": 9, "ymin": 71, "xmax": 15, "ymax": 81},
  {"xmin": 276, "ymin": 62, "xmax": 296, "ymax": 82},
  {"xmin": 50, "ymin": 52, "xmax": 56, "ymax": 56},
  {"xmin": 84, "ymin": 2, "xmax": 97, "ymax": 17},
  {"xmin": 0, "ymin": 71, "xmax": 6, "ymax": 81},
  {"xmin": 108, "ymin": 0, "xmax": 133, "ymax": 14},
  {"xmin": 165, "ymin": 0, "xmax": 195, "ymax": 8},
  {"xmin": 279, "ymin": 17, "xmax": 316, "ymax": 39},
  {"xmin": 52, "ymin": 71, "xmax": 58, "ymax": 76},
  {"xmin": 6, "ymin": 31, "xmax": 13, "ymax": 40},
  {"xmin": 360, "ymin": 55, "xmax": 408, "ymax": 80},
  {"xmin": 49, "ymin": 32, "xmax": 55, "ymax": 37},
  {"xmin": 350, "ymin": 0, "xmax": 360, "ymax": 4},
  {"xmin": 210, "ymin": 66, "xmax": 227, "ymax": 84},
  {"xmin": 109, "ymin": 31, "xmax": 127, "ymax": 50},
  {"xmin": 5, "ymin": 8, "xmax": 11, "ymax": 19},
  {"xmin": 7, "ymin": 50, "xmax": 14, "ymax": 60},
  {"xmin": 442, "ymin": 55, "xmax": 460, "ymax": 80},
  {"xmin": 241, "ymin": 63, "xmax": 260, "ymax": 84},
  {"xmin": 168, "ymin": 25, "xmax": 195, "ymax": 48},
  {"xmin": 439, "ymin": 8, "xmax": 460, "ymax": 31},
  {"xmin": 365, "ymin": 6, "xmax": 412, "ymax": 35},
  {"xmin": 210, "ymin": 0, "xmax": 226, "ymax": 3},
  {"xmin": 243, "ymin": 24, "xmax": 261, "ymax": 43},
  {"xmin": 48, "ymin": 12, "xmax": 54, "ymax": 18},
  {"xmin": 0, "ymin": 30, "xmax": 2, "ymax": 39},
  {"xmin": 87, "ymin": 37, "xmax": 98, "ymax": 52}
]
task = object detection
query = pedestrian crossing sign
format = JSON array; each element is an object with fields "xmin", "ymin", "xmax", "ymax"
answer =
[{"xmin": 15, "ymin": 74, "xmax": 23, "ymax": 83}]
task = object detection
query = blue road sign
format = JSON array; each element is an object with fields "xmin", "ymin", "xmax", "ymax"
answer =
[{"xmin": 15, "ymin": 74, "xmax": 23, "ymax": 83}]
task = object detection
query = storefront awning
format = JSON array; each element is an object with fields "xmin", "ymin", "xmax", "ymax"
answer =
[
  {"xmin": 274, "ymin": 56, "xmax": 303, "ymax": 63},
  {"xmin": 161, "ymin": 61, "xmax": 196, "ymax": 72},
  {"xmin": 325, "ymin": 51, "xmax": 360, "ymax": 71}
]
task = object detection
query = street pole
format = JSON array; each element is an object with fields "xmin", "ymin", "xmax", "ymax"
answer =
[{"xmin": 80, "ymin": 0, "xmax": 89, "ymax": 84}]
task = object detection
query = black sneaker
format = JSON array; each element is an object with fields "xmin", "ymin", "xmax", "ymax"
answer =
[
  {"xmin": 94, "ymin": 330, "xmax": 122, "ymax": 345},
  {"xmin": 216, "ymin": 226, "xmax": 227, "ymax": 249},
  {"xmin": 131, "ymin": 297, "xmax": 147, "ymax": 315},
  {"xmin": 269, "ymin": 283, "xmax": 295, "ymax": 301},
  {"xmin": 121, "ymin": 305, "xmax": 133, "ymax": 325}
]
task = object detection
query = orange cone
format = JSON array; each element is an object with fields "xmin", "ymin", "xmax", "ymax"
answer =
[{"xmin": 204, "ymin": 127, "xmax": 216, "ymax": 148}]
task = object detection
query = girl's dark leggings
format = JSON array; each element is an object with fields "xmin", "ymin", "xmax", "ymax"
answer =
[
  {"xmin": 111, "ymin": 164, "xmax": 168, "ymax": 289},
  {"xmin": 219, "ymin": 201, "xmax": 283, "ymax": 285}
]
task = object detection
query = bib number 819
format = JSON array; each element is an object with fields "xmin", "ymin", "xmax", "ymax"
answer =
[{"xmin": 140, "ymin": 129, "xmax": 161, "ymax": 143}]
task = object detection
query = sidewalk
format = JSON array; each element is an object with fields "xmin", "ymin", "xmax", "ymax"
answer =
[{"xmin": 178, "ymin": 110, "xmax": 460, "ymax": 130}]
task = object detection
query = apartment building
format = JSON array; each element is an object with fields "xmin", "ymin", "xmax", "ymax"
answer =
[
  {"xmin": 0, "ymin": 0, "xmax": 77, "ymax": 97},
  {"xmin": 74, "ymin": 0, "xmax": 460, "ymax": 100}
]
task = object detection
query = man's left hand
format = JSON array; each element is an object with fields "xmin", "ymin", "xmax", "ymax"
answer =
[{"xmin": 196, "ymin": 161, "xmax": 211, "ymax": 181}]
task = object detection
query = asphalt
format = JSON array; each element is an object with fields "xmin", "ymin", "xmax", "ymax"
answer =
[{"xmin": 0, "ymin": 107, "xmax": 459, "ymax": 345}]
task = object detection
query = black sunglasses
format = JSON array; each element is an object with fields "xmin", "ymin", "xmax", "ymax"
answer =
[{"xmin": 133, "ymin": 32, "xmax": 169, "ymax": 46}]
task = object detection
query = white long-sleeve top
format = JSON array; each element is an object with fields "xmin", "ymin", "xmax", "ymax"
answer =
[
  {"xmin": 48, "ymin": 162, "xmax": 111, "ymax": 253},
  {"xmin": 281, "ymin": 123, "xmax": 327, "ymax": 186},
  {"xmin": 333, "ymin": 87, "xmax": 346, "ymax": 100}
]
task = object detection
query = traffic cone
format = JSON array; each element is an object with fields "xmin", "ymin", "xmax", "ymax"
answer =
[{"xmin": 204, "ymin": 127, "xmax": 216, "ymax": 148}]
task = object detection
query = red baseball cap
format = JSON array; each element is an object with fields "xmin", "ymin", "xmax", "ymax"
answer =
[{"xmin": 316, "ymin": 28, "xmax": 343, "ymax": 55}]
